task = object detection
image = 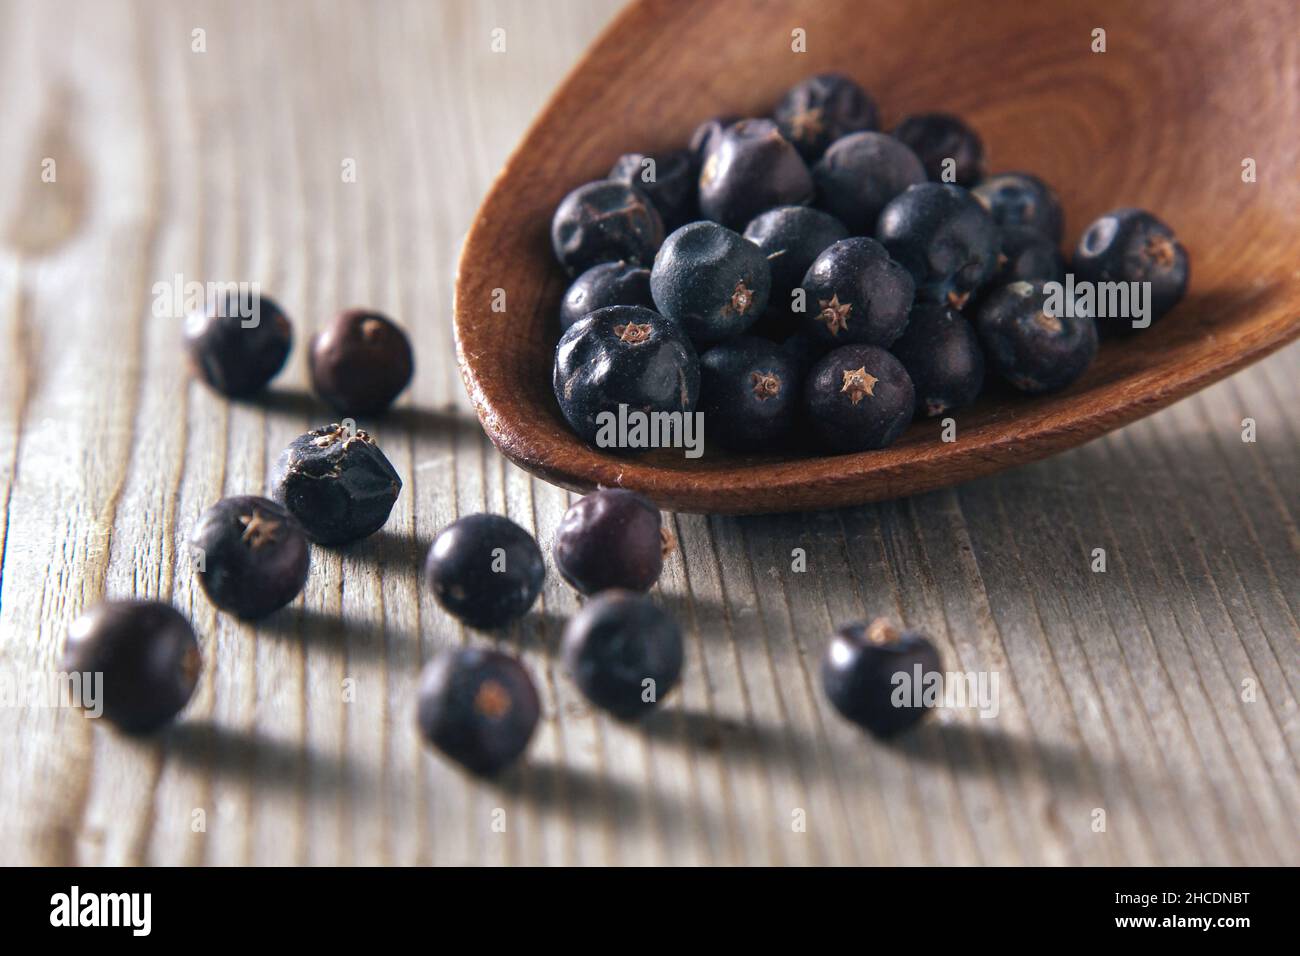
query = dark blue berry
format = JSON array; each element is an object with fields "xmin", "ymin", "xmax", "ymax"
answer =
[
  {"xmin": 63, "ymin": 600, "xmax": 201, "ymax": 735},
  {"xmin": 698, "ymin": 118, "xmax": 814, "ymax": 229},
  {"xmin": 559, "ymin": 261, "xmax": 654, "ymax": 331},
  {"xmin": 799, "ymin": 237, "xmax": 914, "ymax": 347},
  {"xmin": 553, "ymin": 489, "xmax": 665, "ymax": 595},
  {"xmin": 650, "ymin": 222, "xmax": 770, "ymax": 343},
  {"xmin": 812, "ymin": 131, "xmax": 927, "ymax": 234},
  {"xmin": 553, "ymin": 305, "xmax": 699, "ymax": 446},
  {"xmin": 551, "ymin": 179, "xmax": 664, "ymax": 275},
  {"xmin": 773, "ymin": 72, "xmax": 880, "ymax": 161},
  {"xmin": 804, "ymin": 344, "xmax": 914, "ymax": 453},
  {"xmin": 822, "ymin": 618, "xmax": 941, "ymax": 737},
  {"xmin": 699, "ymin": 336, "xmax": 801, "ymax": 451},
  {"xmin": 184, "ymin": 293, "xmax": 292, "ymax": 398},
  {"xmin": 877, "ymin": 183, "xmax": 999, "ymax": 309},
  {"xmin": 889, "ymin": 304, "xmax": 985, "ymax": 417},
  {"xmin": 743, "ymin": 205, "xmax": 848, "ymax": 307},
  {"xmin": 1071, "ymin": 208, "xmax": 1189, "ymax": 330},
  {"xmin": 424, "ymin": 514, "xmax": 544, "ymax": 629},
  {"xmin": 562, "ymin": 591, "xmax": 683, "ymax": 721},
  {"xmin": 780, "ymin": 331, "xmax": 831, "ymax": 375},
  {"xmin": 309, "ymin": 309, "xmax": 413, "ymax": 415},
  {"xmin": 974, "ymin": 279, "xmax": 1097, "ymax": 393},
  {"xmin": 191, "ymin": 496, "xmax": 310, "ymax": 619},
  {"xmin": 990, "ymin": 225, "xmax": 1066, "ymax": 287},
  {"xmin": 417, "ymin": 646, "xmax": 539, "ymax": 776},
  {"xmin": 688, "ymin": 114, "xmax": 739, "ymax": 170},
  {"xmin": 892, "ymin": 112, "xmax": 986, "ymax": 186},
  {"xmin": 608, "ymin": 149, "xmax": 697, "ymax": 231},
  {"xmin": 972, "ymin": 172, "xmax": 1064, "ymax": 243},
  {"xmin": 271, "ymin": 424, "xmax": 402, "ymax": 546}
]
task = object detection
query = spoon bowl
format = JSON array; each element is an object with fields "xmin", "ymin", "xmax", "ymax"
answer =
[{"xmin": 454, "ymin": 0, "xmax": 1300, "ymax": 514}]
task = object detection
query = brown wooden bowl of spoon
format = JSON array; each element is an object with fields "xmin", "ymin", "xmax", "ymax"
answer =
[{"xmin": 453, "ymin": 0, "xmax": 1300, "ymax": 514}]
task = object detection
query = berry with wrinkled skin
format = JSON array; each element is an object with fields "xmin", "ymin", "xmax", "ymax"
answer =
[
  {"xmin": 417, "ymin": 647, "xmax": 540, "ymax": 776},
  {"xmin": 309, "ymin": 309, "xmax": 413, "ymax": 415},
  {"xmin": 804, "ymin": 344, "xmax": 914, "ymax": 453},
  {"xmin": 63, "ymin": 600, "xmax": 201, "ymax": 735},
  {"xmin": 892, "ymin": 112, "xmax": 986, "ymax": 186},
  {"xmin": 822, "ymin": 617, "xmax": 942, "ymax": 737},
  {"xmin": 191, "ymin": 496, "xmax": 310, "ymax": 619},
  {"xmin": 650, "ymin": 221, "xmax": 770, "ymax": 343},
  {"xmin": 551, "ymin": 179, "xmax": 665, "ymax": 275},
  {"xmin": 553, "ymin": 488, "xmax": 665, "ymax": 595},
  {"xmin": 271, "ymin": 424, "xmax": 402, "ymax": 545},
  {"xmin": 773, "ymin": 72, "xmax": 880, "ymax": 161},
  {"xmin": 813, "ymin": 131, "xmax": 927, "ymax": 234},
  {"xmin": 889, "ymin": 304, "xmax": 985, "ymax": 417},
  {"xmin": 972, "ymin": 172, "xmax": 1064, "ymax": 243},
  {"xmin": 559, "ymin": 261, "xmax": 654, "ymax": 331},
  {"xmin": 1071, "ymin": 207, "xmax": 1189, "ymax": 331},
  {"xmin": 698, "ymin": 119, "xmax": 814, "ymax": 229},
  {"xmin": 424, "ymin": 514, "xmax": 545, "ymax": 629},
  {"xmin": 974, "ymin": 279, "xmax": 1098, "ymax": 393},
  {"xmin": 184, "ymin": 292, "xmax": 292, "ymax": 398},
  {"xmin": 799, "ymin": 237, "xmax": 915, "ymax": 348},
  {"xmin": 608, "ymin": 149, "xmax": 697, "ymax": 231},
  {"xmin": 562, "ymin": 590, "xmax": 683, "ymax": 721},
  {"xmin": 699, "ymin": 336, "xmax": 801, "ymax": 451},
  {"xmin": 743, "ymin": 205, "xmax": 848, "ymax": 306}
]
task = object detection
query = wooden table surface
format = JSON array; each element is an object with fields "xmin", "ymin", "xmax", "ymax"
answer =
[{"xmin": 0, "ymin": 0, "xmax": 1295, "ymax": 866}]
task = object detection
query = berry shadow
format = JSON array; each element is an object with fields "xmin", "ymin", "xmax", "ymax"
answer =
[
  {"xmin": 641, "ymin": 707, "xmax": 798, "ymax": 764},
  {"xmin": 162, "ymin": 719, "xmax": 367, "ymax": 793},
  {"xmin": 255, "ymin": 388, "xmax": 484, "ymax": 442},
  {"xmin": 889, "ymin": 719, "xmax": 1093, "ymax": 789},
  {"xmin": 255, "ymin": 605, "xmax": 410, "ymax": 661}
]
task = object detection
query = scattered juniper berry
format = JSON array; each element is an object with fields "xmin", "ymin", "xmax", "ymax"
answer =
[
  {"xmin": 773, "ymin": 72, "xmax": 879, "ymax": 161},
  {"xmin": 974, "ymin": 279, "xmax": 1097, "ymax": 393},
  {"xmin": 822, "ymin": 617, "xmax": 942, "ymax": 737},
  {"xmin": 551, "ymin": 179, "xmax": 664, "ymax": 275},
  {"xmin": 184, "ymin": 292, "xmax": 292, "ymax": 398},
  {"xmin": 743, "ymin": 205, "xmax": 848, "ymax": 306},
  {"xmin": 892, "ymin": 112, "xmax": 986, "ymax": 186},
  {"xmin": 699, "ymin": 336, "xmax": 801, "ymax": 451},
  {"xmin": 888, "ymin": 304, "xmax": 985, "ymax": 417},
  {"xmin": 609, "ymin": 149, "xmax": 697, "ymax": 231},
  {"xmin": 559, "ymin": 261, "xmax": 654, "ymax": 331},
  {"xmin": 650, "ymin": 221, "xmax": 770, "ymax": 343},
  {"xmin": 804, "ymin": 344, "xmax": 914, "ymax": 453},
  {"xmin": 191, "ymin": 496, "xmax": 310, "ymax": 619},
  {"xmin": 1072, "ymin": 207, "xmax": 1189, "ymax": 331},
  {"xmin": 698, "ymin": 118, "xmax": 814, "ymax": 229},
  {"xmin": 812, "ymin": 131, "xmax": 927, "ymax": 234},
  {"xmin": 553, "ymin": 488, "xmax": 667, "ymax": 595},
  {"xmin": 424, "ymin": 514, "xmax": 545, "ymax": 629},
  {"xmin": 309, "ymin": 308, "xmax": 413, "ymax": 415},
  {"xmin": 799, "ymin": 237, "xmax": 915, "ymax": 347}
]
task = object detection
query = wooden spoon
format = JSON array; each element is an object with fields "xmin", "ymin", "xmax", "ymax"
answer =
[{"xmin": 454, "ymin": 0, "xmax": 1300, "ymax": 514}]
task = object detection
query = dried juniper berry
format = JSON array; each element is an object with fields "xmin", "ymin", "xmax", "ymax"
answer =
[
  {"xmin": 699, "ymin": 336, "xmax": 801, "ymax": 451},
  {"xmin": 551, "ymin": 179, "xmax": 665, "ymax": 275},
  {"xmin": 562, "ymin": 590, "xmax": 683, "ymax": 721},
  {"xmin": 424, "ymin": 514, "xmax": 545, "ymax": 629},
  {"xmin": 876, "ymin": 182, "xmax": 999, "ymax": 309},
  {"xmin": 1072, "ymin": 207, "xmax": 1189, "ymax": 331},
  {"xmin": 892, "ymin": 112, "xmax": 986, "ymax": 186},
  {"xmin": 822, "ymin": 617, "xmax": 941, "ymax": 737},
  {"xmin": 609, "ymin": 149, "xmax": 697, "ymax": 232},
  {"xmin": 184, "ymin": 292, "xmax": 292, "ymax": 398},
  {"xmin": 743, "ymin": 205, "xmax": 848, "ymax": 306},
  {"xmin": 191, "ymin": 496, "xmax": 310, "ymax": 619},
  {"xmin": 989, "ymin": 225, "xmax": 1066, "ymax": 287},
  {"xmin": 63, "ymin": 600, "xmax": 201, "ymax": 735},
  {"xmin": 553, "ymin": 488, "xmax": 667, "ymax": 595},
  {"xmin": 974, "ymin": 279, "xmax": 1097, "ymax": 393},
  {"xmin": 799, "ymin": 237, "xmax": 915, "ymax": 348},
  {"xmin": 309, "ymin": 309, "xmax": 413, "ymax": 415},
  {"xmin": 773, "ymin": 72, "xmax": 880, "ymax": 161},
  {"xmin": 417, "ymin": 646, "xmax": 540, "ymax": 776},
  {"xmin": 559, "ymin": 261, "xmax": 654, "ymax": 331},
  {"xmin": 698, "ymin": 118, "xmax": 814, "ymax": 229},
  {"xmin": 650, "ymin": 221, "xmax": 770, "ymax": 343},
  {"xmin": 972, "ymin": 172, "xmax": 1064, "ymax": 243},
  {"xmin": 688, "ymin": 114, "xmax": 739, "ymax": 169},
  {"xmin": 804, "ymin": 344, "xmax": 914, "ymax": 453},
  {"xmin": 888, "ymin": 304, "xmax": 985, "ymax": 417},
  {"xmin": 271, "ymin": 424, "xmax": 402, "ymax": 546},
  {"xmin": 812, "ymin": 131, "xmax": 927, "ymax": 234},
  {"xmin": 553, "ymin": 305, "xmax": 699, "ymax": 446}
]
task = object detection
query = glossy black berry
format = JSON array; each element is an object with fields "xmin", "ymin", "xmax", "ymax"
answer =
[
  {"xmin": 424, "ymin": 514, "xmax": 544, "ymax": 629},
  {"xmin": 804, "ymin": 344, "xmax": 914, "ymax": 453},
  {"xmin": 1072, "ymin": 208, "xmax": 1190, "ymax": 330},
  {"xmin": 892, "ymin": 112, "xmax": 986, "ymax": 186},
  {"xmin": 416, "ymin": 646, "xmax": 540, "ymax": 776},
  {"xmin": 309, "ymin": 309, "xmax": 413, "ymax": 415},
  {"xmin": 562, "ymin": 591, "xmax": 683, "ymax": 721},
  {"xmin": 551, "ymin": 179, "xmax": 665, "ymax": 275},
  {"xmin": 553, "ymin": 488, "xmax": 666, "ymax": 595},
  {"xmin": 609, "ymin": 149, "xmax": 697, "ymax": 232},
  {"xmin": 822, "ymin": 617, "xmax": 941, "ymax": 737},
  {"xmin": 191, "ymin": 496, "xmax": 310, "ymax": 619},
  {"xmin": 989, "ymin": 225, "xmax": 1066, "ymax": 287},
  {"xmin": 699, "ymin": 336, "xmax": 801, "ymax": 452},
  {"xmin": 974, "ymin": 279, "xmax": 1098, "ymax": 393},
  {"xmin": 812, "ymin": 131, "xmax": 927, "ymax": 234},
  {"xmin": 184, "ymin": 292, "xmax": 292, "ymax": 398},
  {"xmin": 888, "ymin": 304, "xmax": 985, "ymax": 417},
  {"xmin": 271, "ymin": 424, "xmax": 402, "ymax": 546},
  {"xmin": 559, "ymin": 261, "xmax": 654, "ymax": 331},
  {"xmin": 63, "ymin": 600, "xmax": 201, "ymax": 735},
  {"xmin": 799, "ymin": 237, "xmax": 915, "ymax": 347},
  {"xmin": 743, "ymin": 205, "xmax": 848, "ymax": 306},
  {"xmin": 688, "ymin": 114, "xmax": 738, "ymax": 169},
  {"xmin": 650, "ymin": 221, "xmax": 770, "ymax": 343},
  {"xmin": 698, "ymin": 118, "xmax": 814, "ymax": 229},
  {"xmin": 877, "ymin": 183, "xmax": 1000, "ymax": 309},
  {"xmin": 773, "ymin": 72, "xmax": 880, "ymax": 161},
  {"xmin": 972, "ymin": 172, "xmax": 1064, "ymax": 243},
  {"xmin": 553, "ymin": 305, "xmax": 699, "ymax": 446}
]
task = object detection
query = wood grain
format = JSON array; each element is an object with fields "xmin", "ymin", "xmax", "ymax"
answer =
[
  {"xmin": 455, "ymin": 0, "xmax": 1300, "ymax": 513},
  {"xmin": 0, "ymin": 0, "xmax": 1295, "ymax": 866}
]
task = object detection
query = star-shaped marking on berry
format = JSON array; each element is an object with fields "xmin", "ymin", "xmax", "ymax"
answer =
[
  {"xmin": 750, "ymin": 370, "xmax": 781, "ymax": 401},
  {"xmin": 817, "ymin": 294, "xmax": 853, "ymax": 335},
  {"xmin": 841, "ymin": 366, "xmax": 878, "ymax": 405},
  {"xmin": 789, "ymin": 105, "xmax": 825, "ymax": 142},
  {"xmin": 614, "ymin": 322, "xmax": 652, "ymax": 343},
  {"xmin": 474, "ymin": 680, "xmax": 512, "ymax": 719},
  {"xmin": 724, "ymin": 279, "xmax": 755, "ymax": 316},
  {"xmin": 239, "ymin": 510, "xmax": 281, "ymax": 549}
]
